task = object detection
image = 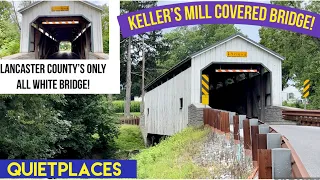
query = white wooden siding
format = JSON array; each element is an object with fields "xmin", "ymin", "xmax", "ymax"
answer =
[
  {"xmin": 191, "ymin": 37, "xmax": 282, "ymax": 106},
  {"xmin": 144, "ymin": 68, "xmax": 191, "ymax": 135},
  {"xmin": 20, "ymin": 1, "xmax": 103, "ymax": 53}
]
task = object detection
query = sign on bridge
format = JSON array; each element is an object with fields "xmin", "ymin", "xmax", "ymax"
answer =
[
  {"xmin": 226, "ymin": 51, "xmax": 248, "ymax": 57},
  {"xmin": 51, "ymin": 6, "xmax": 69, "ymax": 11}
]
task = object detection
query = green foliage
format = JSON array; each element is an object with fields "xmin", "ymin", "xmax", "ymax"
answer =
[
  {"xmin": 116, "ymin": 112, "xmax": 141, "ymax": 117},
  {"xmin": 120, "ymin": 1, "xmax": 169, "ymax": 97},
  {"xmin": 59, "ymin": 41, "xmax": 71, "ymax": 52},
  {"xmin": 115, "ymin": 125, "xmax": 145, "ymax": 151},
  {"xmin": 0, "ymin": 1, "xmax": 12, "ymax": 21},
  {"xmin": 101, "ymin": 4, "xmax": 109, "ymax": 53},
  {"xmin": 0, "ymin": 95, "xmax": 118, "ymax": 159},
  {"xmin": 160, "ymin": 25, "xmax": 241, "ymax": 70},
  {"xmin": 133, "ymin": 126, "xmax": 211, "ymax": 179},
  {"xmin": 282, "ymin": 100, "xmax": 303, "ymax": 109},
  {"xmin": 0, "ymin": 2, "xmax": 20, "ymax": 58},
  {"xmin": 112, "ymin": 100, "xmax": 140, "ymax": 113},
  {"xmin": 260, "ymin": 1, "xmax": 320, "ymax": 109},
  {"xmin": 0, "ymin": 95, "xmax": 69, "ymax": 159},
  {"xmin": 56, "ymin": 95, "xmax": 118, "ymax": 159}
]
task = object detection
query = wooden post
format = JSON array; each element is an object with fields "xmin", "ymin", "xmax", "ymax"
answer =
[
  {"xmin": 258, "ymin": 149, "xmax": 272, "ymax": 179},
  {"xmin": 225, "ymin": 112, "xmax": 230, "ymax": 133},
  {"xmin": 210, "ymin": 109, "xmax": 214, "ymax": 127},
  {"xmin": 251, "ymin": 125, "xmax": 259, "ymax": 162},
  {"xmin": 221, "ymin": 112, "xmax": 225, "ymax": 132},
  {"xmin": 214, "ymin": 110, "xmax": 218, "ymax": 130},
  {"xmin": 203, "ymin": 109, "xmax": 208, "ymax": 125},
  {"xmin": 233, "ymin": 115, "xmax": 240, "ymax": 140},
  {"xmin": 258, "ymin": 134, "xmax": 267, "ymax": 149},
  {"xmin": 243, "ymin": 119, "xmax": 251, "ymax": 149}
]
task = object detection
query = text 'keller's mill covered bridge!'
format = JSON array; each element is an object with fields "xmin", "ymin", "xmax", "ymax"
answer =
[
  {"xmin": 140, "ymin": 34, "xmax": 284, "ymax": 143},
  {"xmin": 12, "ymin": 0, "xmax": 106, "ymax": 59}
]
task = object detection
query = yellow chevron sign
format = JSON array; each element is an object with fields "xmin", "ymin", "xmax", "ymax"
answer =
[
  {"xmin": 202, "ymin": 74, "xmax": 209, "ymax": 105},
  {"xmin": 303, "ymin": 79, "xmax": 310, "ymax": 98}
]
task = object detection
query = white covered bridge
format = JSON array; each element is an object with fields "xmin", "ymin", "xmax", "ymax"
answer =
[
  {"xmin": 2, "ymin": 0, "xmax": 107, "ymax": 59},
  {"xmin": 141, "ymin": 34, "xmax": 284, "ymax": 143}
]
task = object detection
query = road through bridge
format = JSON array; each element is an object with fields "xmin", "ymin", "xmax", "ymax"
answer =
[{"xmin": 2, "ymin": 0, "xmax": 107, "ymax": 59}]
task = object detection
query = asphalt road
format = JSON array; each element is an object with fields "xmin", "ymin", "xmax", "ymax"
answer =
[
  {"xmin": 270, "ymin": 125, "xmax": 320, "ymax": 178},
  {"xmin": 47, "ymin": 52, "xmax": 80, "ymax": 59}
]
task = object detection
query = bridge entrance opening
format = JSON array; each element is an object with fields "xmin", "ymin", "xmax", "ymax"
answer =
[
  {"xmin": 202, "ymin": 63, "xmax": 271, "ymax": 120},
  {"xmin": 30, "ymin": 16, "xmax": 92, "ymax": 59}
]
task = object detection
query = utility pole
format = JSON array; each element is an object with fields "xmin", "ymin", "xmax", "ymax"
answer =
[{"xmin": 141, "ymin": 34, "xmax": 145, "ymax": 114}]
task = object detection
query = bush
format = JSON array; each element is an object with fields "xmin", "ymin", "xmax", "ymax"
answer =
[
  {"xmin": 112, "ymin": 100, "xmax": 140, "ymax": 113},
  {"xmin": 115, "ymin": 125, "xmax": 145, "ymax": 151}
]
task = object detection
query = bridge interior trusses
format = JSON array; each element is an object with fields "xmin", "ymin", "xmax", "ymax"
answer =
[
  {"xmin": 202, "ymin": 63, "xmax": 271, "ymax": 121},
  {"xmin": 30, "ymin": 16, "xmax": 92, "ymax": 59}
]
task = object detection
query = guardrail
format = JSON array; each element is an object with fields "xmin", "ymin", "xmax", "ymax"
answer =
[
  {"xmin": 283, "ymin": 109, "xmax": 320, "ymax": 126},
  {"xmin": 203, "ymin": 108, "xmax": 309, "ymax": 179}
]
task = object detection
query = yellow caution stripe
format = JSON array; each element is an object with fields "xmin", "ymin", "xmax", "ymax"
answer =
[
  {"xmin": 303, "ymin": 79, "xmax": 310, "ymax": 86},
  {"xmin": 201, "ymin": 74, "xmax": 209, "ymax": 105},
  {"xmin": 303, "ymin": 79, "xmax": 310, "ymax": 98}
]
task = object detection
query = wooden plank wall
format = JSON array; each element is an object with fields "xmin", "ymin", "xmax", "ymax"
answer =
[{"xmin": 144, "ymin": 68, "xmax": 191, "ymax": 136}]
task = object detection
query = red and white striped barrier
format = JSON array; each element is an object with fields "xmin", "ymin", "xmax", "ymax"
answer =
[
  {"xmin": 42, "ymin": 21, "xmax": 79, "ymax": 25},
  {"xmin": 215, "ymin": 69, "xmax": 258, "ymax": 73}
]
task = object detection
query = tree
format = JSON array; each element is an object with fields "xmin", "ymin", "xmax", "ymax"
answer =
[
  {"xmin": 56, "ymin": 95, "xmax": 118, "ymax": 159},
  {"xmin": 119, "ymin": 1, "xmax": 169, "ymax": 100},
  {"xmin": 101, "ymin": 4, "xmax": 109, "ymax": 53},
  {"xmin": 0, "ymin": 95, "xmax": 70, "ymax": 159},
  {"xmin": 0, "ymin": 1, "xmax": 20, "ymax": 58},
  {"xmin": 259, "ymin": 1, "xmax": 320, "ymax": 109},
  {"xmin": 160, "ymin": 24, "xmax": 240, "ymax": 71}
]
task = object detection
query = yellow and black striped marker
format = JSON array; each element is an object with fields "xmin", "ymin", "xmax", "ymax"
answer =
[
  {"xmin": 303, "ymin": 79, "xmax": 310, "ymax": 98},
  {"xmin": 202, "ymin": 74, "xmax": 209, "ymax": 105}
]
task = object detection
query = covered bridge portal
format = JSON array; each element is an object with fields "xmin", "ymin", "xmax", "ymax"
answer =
[
  {"xmin": 18, "ymin": 1, "xmax": 104, "ymax": 59},
  {"xmin": 142, "ymin": 34, "xmax": 284, "ymax": 140}
]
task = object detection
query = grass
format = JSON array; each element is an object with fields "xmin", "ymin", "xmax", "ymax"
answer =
[
  {"xmin": 132, "ymin": 126, "xmax": 212, "ymax": 179},
  {"xmin": 114, "ymin": 125, "xmax": 145, "ymax": 159},
  {"xmin": 116, "ymin": 112, "xmax": 141, "ymax": 117},
  {"xmin": 131, "ymin": 126, "xmax": 253, "ymax": 179}
]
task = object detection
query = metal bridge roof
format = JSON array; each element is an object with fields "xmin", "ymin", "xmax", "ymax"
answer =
[
  {"xmin": 18, "ymin": 0, "xmax": 104, "ymax": 13},
  {"xmin": 145, "ymin": 33, "xmax": 285, "ymax": 92}
]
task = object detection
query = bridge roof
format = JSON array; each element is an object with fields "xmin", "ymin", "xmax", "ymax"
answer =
[
  {"xmin": 145, "ymin": 33, "xmax": 285, "ymax": 92},
  {"xmin": 18, "ymin": 1, "xmax": 103, "ymax": 13}
]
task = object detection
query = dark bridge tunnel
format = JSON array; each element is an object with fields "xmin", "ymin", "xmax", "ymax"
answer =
[
  {"xmin": 202, "ymin": 63, "xmax": 271, "ymax": 120},
  {"xmin": 29, "ymin": 16, "xmax": 92, "ymax": 59}
]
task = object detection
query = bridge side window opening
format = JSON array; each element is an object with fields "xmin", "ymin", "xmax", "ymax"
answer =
[
  {"xmin": 147, "ymin": 108, "xmax": 149, "ymax": 116},
  {"xmin": 180, "ymin": 98, "xmax": 183, "ymax": 109}
]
